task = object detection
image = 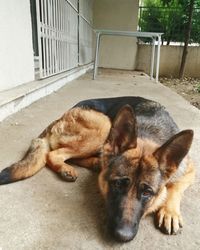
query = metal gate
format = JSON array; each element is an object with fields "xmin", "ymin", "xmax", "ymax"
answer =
[{"xmin": 36, "ymin": 0, "xmax": 93, "ymax": 79}]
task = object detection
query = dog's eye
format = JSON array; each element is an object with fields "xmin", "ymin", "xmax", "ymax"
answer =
[
  {"xmin": 141, "ymin": 189, "xmax": 153, "ymax": 198},
  {"xmin": 140, "ymin": 184, "xmax": 154, "ymax": 199}
]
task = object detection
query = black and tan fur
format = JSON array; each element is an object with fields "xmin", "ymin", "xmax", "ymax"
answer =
[{"xmin": 0, "ymin": 96, "xmax": 195, "ymax": 242}]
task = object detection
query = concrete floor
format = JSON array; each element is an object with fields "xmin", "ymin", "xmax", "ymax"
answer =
[{"xmin": 0, "ymin": 69, "xmax": 199, "ymax": 250}]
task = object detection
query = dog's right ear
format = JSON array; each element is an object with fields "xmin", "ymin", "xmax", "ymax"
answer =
[{"xmin": 107, "ymin": 105, "xmax": 137, "ymax": 155}]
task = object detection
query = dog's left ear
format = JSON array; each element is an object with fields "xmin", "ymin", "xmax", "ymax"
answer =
[
  {"xmin": 153, "ymin": 130, "xmax": 193, "ymax": 178},
  {"xmin": 108, "ymin": 105, "xmax": 137, "ymax": 154}
]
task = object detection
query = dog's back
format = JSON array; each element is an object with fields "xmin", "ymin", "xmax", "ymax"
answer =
[{"xmin": 75, "ymin": 96, "xmax": 179, "ymax": 144}]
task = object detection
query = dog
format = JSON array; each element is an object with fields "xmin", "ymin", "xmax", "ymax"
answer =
[{"xmin": 0, "ymin": 96, "xmax": 195, "ymax": 242}]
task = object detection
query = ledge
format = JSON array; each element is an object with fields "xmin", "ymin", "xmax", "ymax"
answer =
[{"xmin": 0, "ymin": 63, "xmax": 93, "ymax": 122}]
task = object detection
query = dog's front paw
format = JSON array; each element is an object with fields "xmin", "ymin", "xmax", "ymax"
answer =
[
  {"xmin": 156, "ymin": 206, "xmax": 183, "ymax": 235},
  {"xmin": 60, "ymin": 166, "xmax": 77, "ymax": 182}
]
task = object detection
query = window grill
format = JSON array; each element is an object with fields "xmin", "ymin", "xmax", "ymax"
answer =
[{"xmin": 35, "ymin": 0, "xmax": 93, "ymax": 79}]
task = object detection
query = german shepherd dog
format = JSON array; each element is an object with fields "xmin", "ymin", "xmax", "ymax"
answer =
[{"xmin": 0, "ymin": 96, "xmax": 195, "ymax": 242}]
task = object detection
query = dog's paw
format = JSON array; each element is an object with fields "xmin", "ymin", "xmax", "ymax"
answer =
[
  {"xmin": 60, "ymin": 168, "xmax": 77, "ymax": 182},
  {"xmin": 156, "ymin": 206, "xmax": 183, "ymax": 235}
]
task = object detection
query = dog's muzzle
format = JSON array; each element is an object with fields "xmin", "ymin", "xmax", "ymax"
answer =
[{"xmin": 113, "ymin": 222, "xmax": 139, "ymax": 242}]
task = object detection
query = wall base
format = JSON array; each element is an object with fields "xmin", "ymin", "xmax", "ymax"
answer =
[{"xmin": 0, "ymin": 63, "xmax": 93, "ymax": 122}]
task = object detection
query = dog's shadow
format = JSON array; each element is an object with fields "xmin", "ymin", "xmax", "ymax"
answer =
[
  {"xmin": 80, "ymin": 170, "xmax": 110, "ymax": 240},
  {"xmin": 47, "ymin": 165, "xmax": 119, "ymax": 245},
  {"xmin": 74, "ymin": 168, "xmax": 119, "ymax": 244}
]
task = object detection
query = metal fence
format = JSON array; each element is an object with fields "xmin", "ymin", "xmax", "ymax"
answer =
[
  {"xmin": 138, "ymin": 6, "xmax": 200, "ymax": 45},
  {"xmin": 35, "ymin": 0, "xmax": 93, "ymax": 79}
]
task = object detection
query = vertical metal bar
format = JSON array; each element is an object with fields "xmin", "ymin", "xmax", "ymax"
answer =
[
  {"xmin": 150, "ymin": 38, "xmax": 155, "ymax": 80},
  {"xmin": 44, "ymin": 0, "xmax": 50, "ymax": 76},
  {"xmin": 63, "ymin": 1, "xmax": 66, "ymax": 70},
  {"xmin": 41, "ymin": 0, "xmax": 47, "ymax": 77},
  {"xmin": 63, "ymin": 1, "xmax": 65, "ymax": 70},
  {"xmin": 60, "ymin": 0, "xmax": 63, "ymax": 71},
  {"xmin": 60, "ymin": 0, "xmax": 65, "ymax": 71},
  {"xmin": 59, "ymin": 0, "xmax": 61, "ymax": 72},
  {"xmin": 56, "ymin": 0, "xmax": 59, "ymax": 72},
  {"xmin": 53, "ymin": 0, "xmax": 55, "ymax": 73},
  {"xmin": 52, "ymin": 0, "xmax": 55, "ymax": 74},
  {"xmin": 47, "ymin": 0, "xmax": 52, "ymax": 75},
  {"xmin": 75, "ymin": 3, "xmax": 78, "ymax": 68},
  {"xmin": 156, "ymin": 35, "xmax": 161, "ymax": 83},
  {"xmin": 65, "ymin": 1, "xmax": 67, "ymax": 70},
  {"xmin": 55, "ymin": 0, "xmax": 58, "ymax": 73},
  {"xmin": 58, "ymin": 0, "xmax": 61, "ymax": 72},
  {"xmin": 50, "ymin": 0, "xmax": 53, "ymax": 75},
  {"xmin": 93, "ymin": 32, "xmax": 101, "ymax": 80},
  {"xmin": 66, "ymin": 2, "xmax": 69, "ymax": 69},
  {"xmin": 57, "ymin": 0, "xmax": 60, "ymax": 72},
  {"xmin": 66, "ymin": 1, "xmax": 68, "ymax": 69},
  {"xmin": 70, "ymin": 2, "xmax": 72, "ymax": 69},
  {"xmin": 77, "ymin": 0, "xmax": 80, "ymax": 66},
  {"xmin": 54, "ymin": 0, "xmax": 57, "ymax": 73},
  {"xmin": 36, "ymin": 0, "xmax": 43, "ymax": 78},
  {"xmin": 67, "ymin": 2, "xmax": 69, "ymax": 68}
]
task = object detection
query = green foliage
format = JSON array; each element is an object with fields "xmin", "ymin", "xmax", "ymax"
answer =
[
  {"xmin": 139, "ymin": 0, "xmax": 200, "ymax": 44},
  {"xmin": 196, "ymin": 83, "xmax": 200, "ymax": 93},
  {"xmin": 190, "ymin": 6, "xmax": 200, "ymax": 43}
]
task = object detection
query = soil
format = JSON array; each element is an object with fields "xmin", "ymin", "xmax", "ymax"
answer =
[{"xmin": 160, "ymin": 77, "xmax": 200, "ymax": 109}]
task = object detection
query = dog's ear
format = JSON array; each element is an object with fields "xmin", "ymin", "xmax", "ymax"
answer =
[
  {"xmin": 153, "ymin": 130, "xmax": 193, "ymax": 178},
  {"xmin": 107, "ymin": 105, "xmax": 137, "ymax": 154}
]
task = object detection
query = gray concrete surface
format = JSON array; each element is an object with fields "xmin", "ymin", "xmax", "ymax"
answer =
[{"xmin": 0, "ymin": 69, "xmax": 199, "ymax": 250}]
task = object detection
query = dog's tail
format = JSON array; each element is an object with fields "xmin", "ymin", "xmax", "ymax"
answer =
[{"xmin": 0, "ymin": 138, "xmax": 49, "ymax": 185}]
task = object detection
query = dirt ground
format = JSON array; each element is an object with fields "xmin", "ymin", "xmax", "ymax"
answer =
[{"xmin": 160, "ymin": 77, "xmax": 200, "ymax": 109}]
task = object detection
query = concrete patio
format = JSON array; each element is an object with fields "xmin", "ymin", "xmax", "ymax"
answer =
[{"xmin": 0, "ymin": 69, "xmax": 199, "ymax": 250}]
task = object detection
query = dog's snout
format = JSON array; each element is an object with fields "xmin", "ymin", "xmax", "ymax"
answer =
[{"xmin": 114, "ymin": 224, "xmax": 138, "ymax": 242}]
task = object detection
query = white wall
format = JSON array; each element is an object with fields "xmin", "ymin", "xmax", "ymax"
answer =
[
  {"xmin": 136, "ymin": 44, "xmax": 200, "ymax": 78},
  {"xmin": 0, "ymin": 0, "xmax": 35, "ymax": 92},
  {"xmin": 93, "ymin": 0, "xmax": 139, "ymax": 70}
]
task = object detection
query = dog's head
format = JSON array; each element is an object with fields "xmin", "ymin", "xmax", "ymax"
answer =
[{"xmin": 99, "ymin": 105, "xmax": 193, "ymax": 242}]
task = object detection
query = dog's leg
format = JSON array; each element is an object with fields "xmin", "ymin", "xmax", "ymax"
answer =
[
  {"xmin": 46, "ymin": 108, "xmax": 111, "ymax": 181},
  {"xmin": 69, "ymin": 157, "xmax": 100, "ymax": 172},
  {"xmin": 156, "ymin": 161, "xmax": 195, "ymax": 234},
  {"xmin": 47, "ymin": 148, "xmax": 80, "ymax": 182},
  {"xmin": 47, "ymin": 149, "xmax": 100, "ymax": 181}
]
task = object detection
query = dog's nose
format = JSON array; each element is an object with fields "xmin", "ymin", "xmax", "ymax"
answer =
[{"xmin": 114, "ymin": 225, "xmax": 137, "ymax": 242}]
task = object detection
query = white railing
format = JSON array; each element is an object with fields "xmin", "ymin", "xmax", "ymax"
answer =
[
  {"xmin": 36, "ymin": 0, "xmax": 93, "ymax": 79},
  {"xmin": 36, "ymin": 0, "xmax": 78, "ymax": 78}
]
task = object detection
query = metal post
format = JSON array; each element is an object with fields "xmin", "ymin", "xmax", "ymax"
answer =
[
  {"xmin": 48, "ymin": 0, "xmax": 52, "ymax": 75},
  {"xmin": 36, "ymin": 0, "xmax": 43, "ymax": 78},
  {"xmin": 44, "ymin": 0, "xmax": 49, "ymax": 76},
  {"xmin": 41, "ymin": 0, "xmax": 47, "ymax": 77},
  {"xmin": 156, "ymin": 35, "xmax": 161, "ymax": 83},
  {"xmin": 93, "ymin": 32, "xmax": 101, "ymax": 80},
  {"xmin": 150, "ymin": 38, "xmax": 155, "ymax": 80}
]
